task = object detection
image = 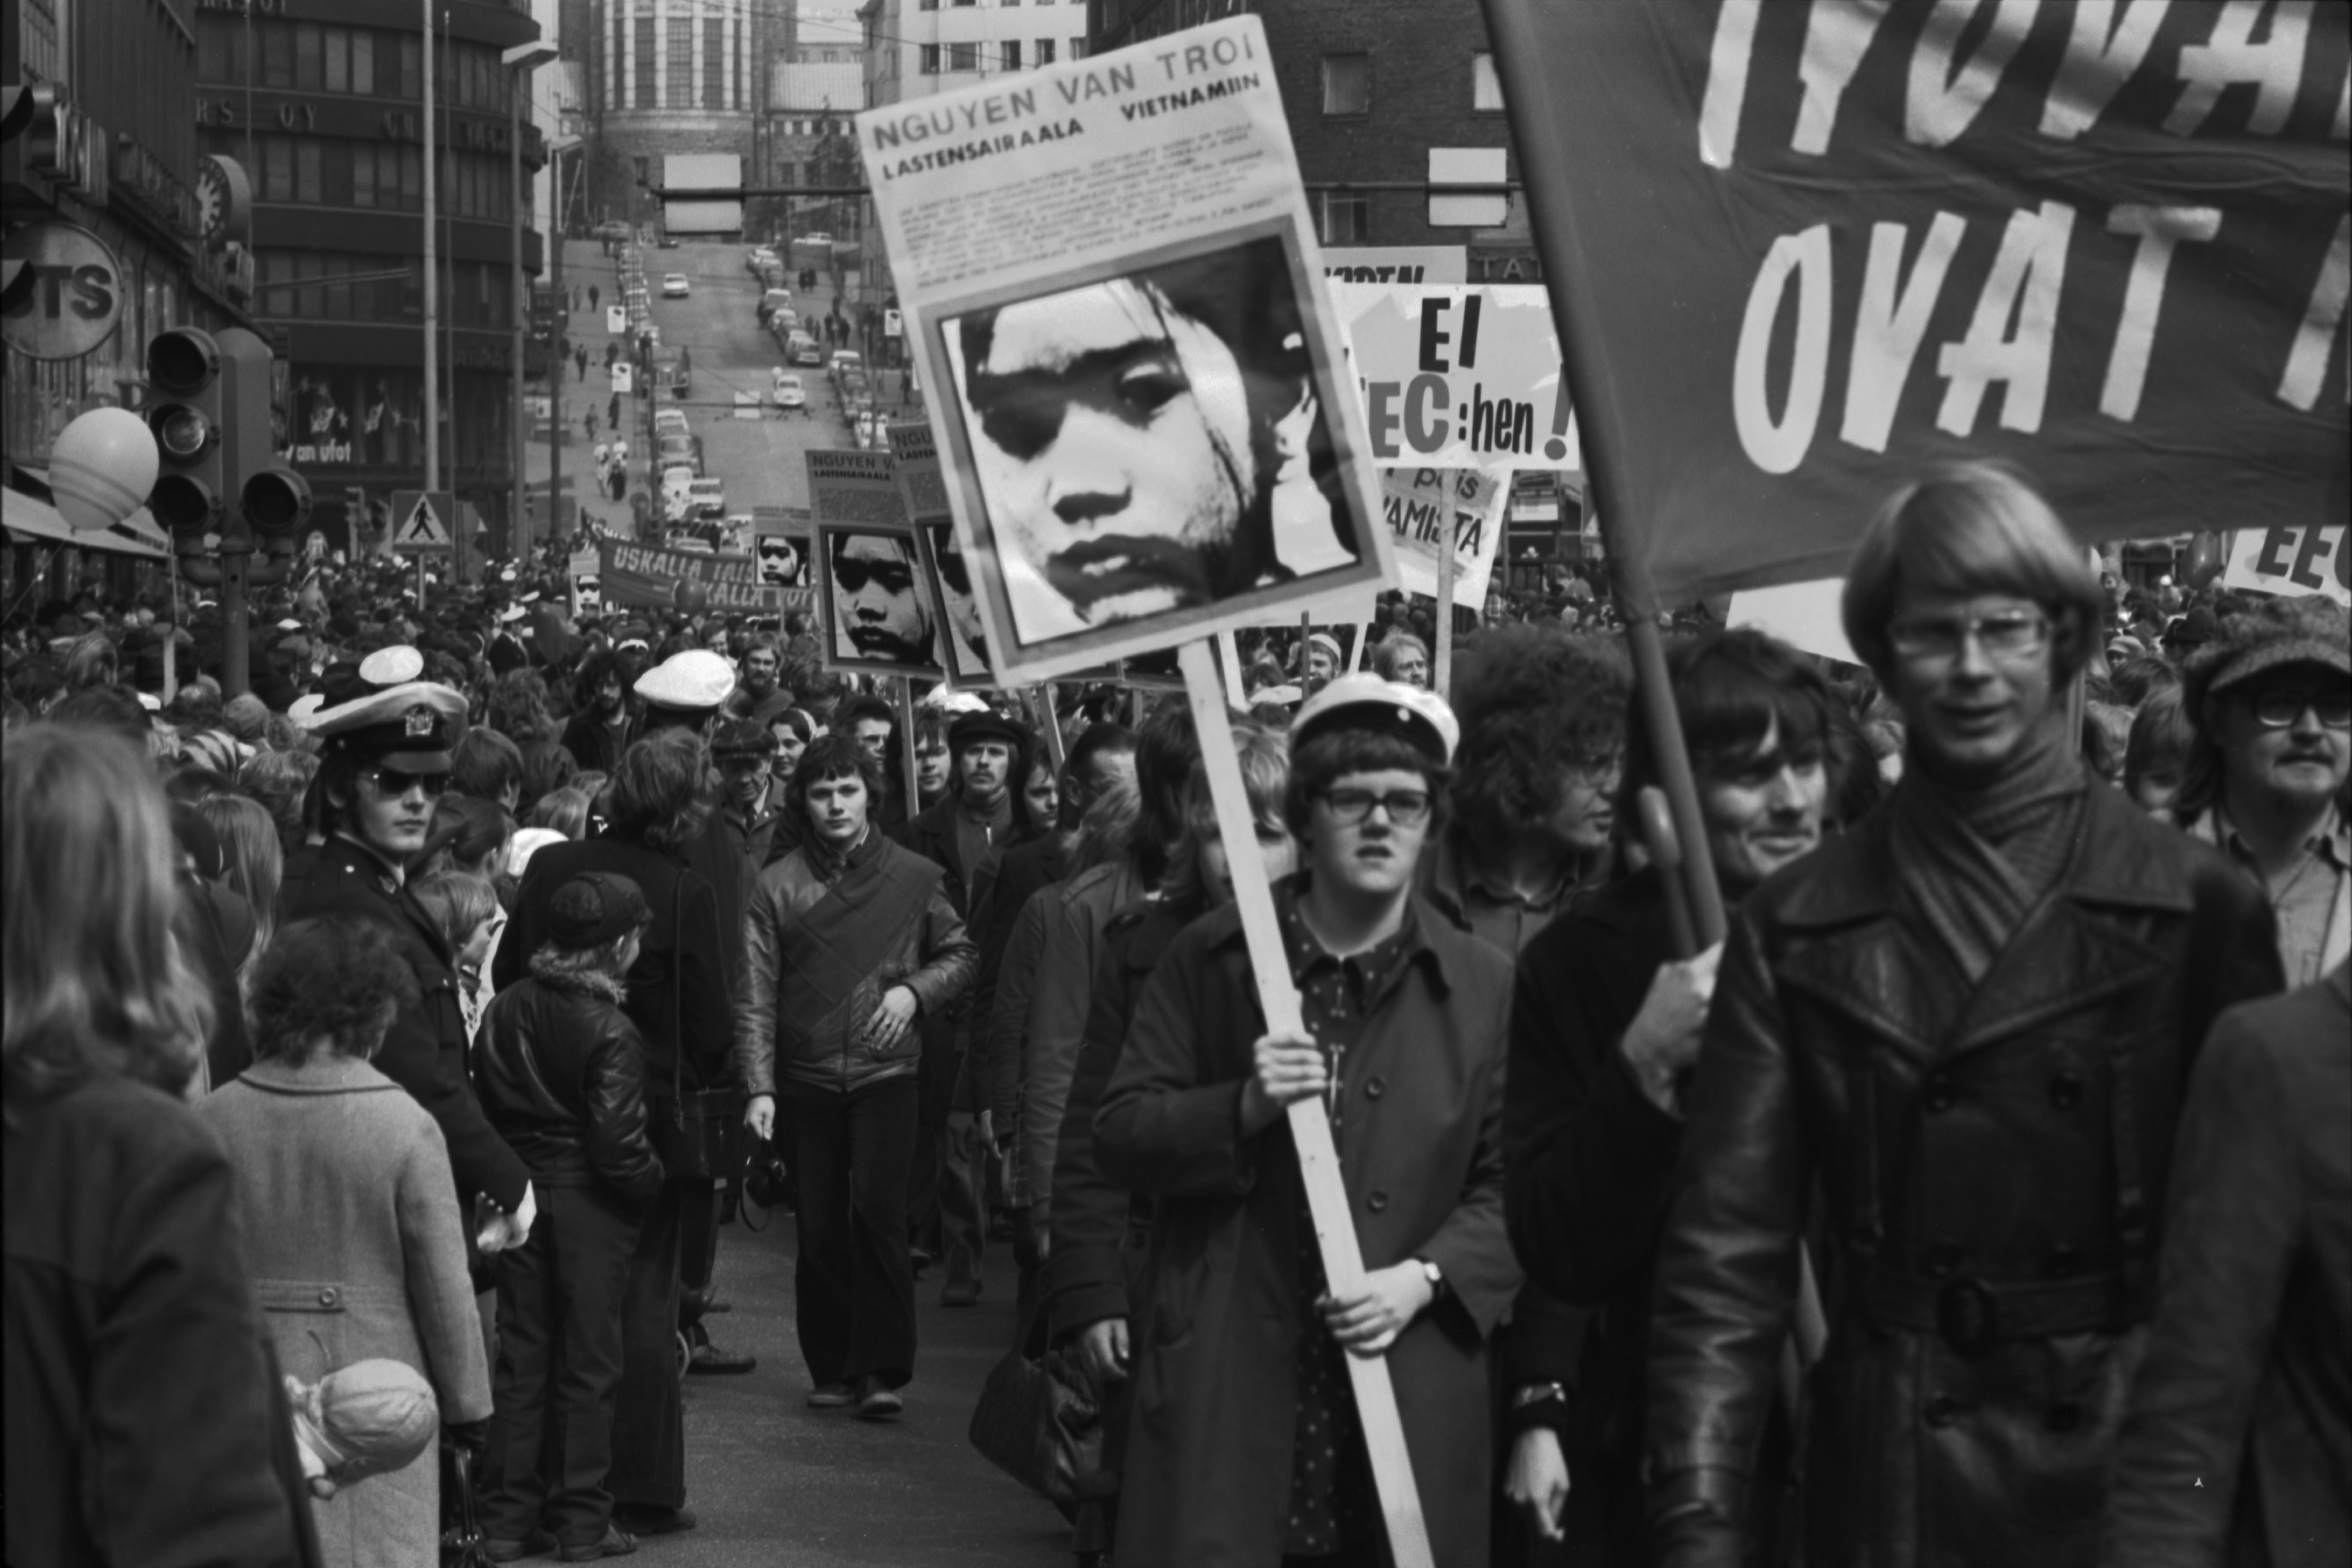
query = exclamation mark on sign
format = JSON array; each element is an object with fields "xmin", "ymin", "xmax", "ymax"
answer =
[{"xmin": 1543, "ymin": 379, "xmax": 1572, "ymax": 461}]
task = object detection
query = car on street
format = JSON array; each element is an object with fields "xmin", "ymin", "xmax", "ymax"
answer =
[
  {"xmin": 747, "ymin": 247, "xmax": 777, "ymax": 274},
  {"xmin": 656, "ymin": 231, "xmax": 680, "ymax": 248},
  {"xmin": 757, "ymin": 288, "xmax": 793, "ymax": 325},
  {"xmin": 664, "ymin": 527, "xmax": 716, "ymax": 553},
  {"xmin": 656, "ymin": 433, "xmax": 702, "ymax": 476},
  {"xmin": 767, "ymin": 309, "xmax": 801, "ymax": 343},
  {"xmin": 784, "ymin": 331, "xmax": 823, "ymax": 367},
  {"xmin": 837, "ymin": 368, "xmax": 870, "ymax": 406},
  {"xmin": 827, "ymin": 350, "xmax": 864, "ymax": 386},
  {"xmin": 770, "ymin": 371, "xmax": 806, "ymax": 410},
  {"xmin": 660, "ymin": 465, "xmax": 697, "ymax": 519},
  {"xmin": 687, "ymin": 476, "xmax": 727, "ymax": 520},
  {"xmin": 661, "ymin": 273, "xmax": 691, "ymax": 298},
  {"xmin": 653, "ymin": 408, "xmax": 690, "ymax": 438}
]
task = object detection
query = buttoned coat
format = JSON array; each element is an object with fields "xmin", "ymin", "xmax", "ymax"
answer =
[
  {"xmin": 1644, "ymin": 783, "xmax": 2283, "ymax": 1568},
  {"xmin": 199, "ymin": 1056, "xmax": 492, "ymax": 1568},
  {"xmin": 280, "ymin": 836, "xmax": 532, "ymax": 1213},
  {"xmin": 1095, "ymin": 894, "xmax": 1522, "ymax": 1568}
]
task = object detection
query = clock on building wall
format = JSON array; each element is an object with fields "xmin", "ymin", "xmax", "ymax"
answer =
[{"xmin": 197, "ymin": 155, "xmax": 253, "ymax": 251}]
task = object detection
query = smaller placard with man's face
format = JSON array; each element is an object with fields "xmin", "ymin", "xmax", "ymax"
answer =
[
  {"xmin": 915, "ymin": 520, "xmax": 995, "ymax": 687},
  {"xmin": 814, "ymin": 522, "xmax": 946, "ymax": 678},
  {"xmin": 755, "ymin": 533, "xmax": 806, "ymax": 588}
]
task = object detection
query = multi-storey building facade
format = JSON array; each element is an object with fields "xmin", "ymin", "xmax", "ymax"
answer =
[
  {"xmin": 582, "ymin": 0, "xmax": 780, "ymax": 232},
  {"xmin": 189, "ymin": 0, "xmax": 549, "ymax": 556}
]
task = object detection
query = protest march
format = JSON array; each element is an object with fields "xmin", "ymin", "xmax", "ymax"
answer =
[{"xmin": 4, "ymin": 4, "xmax": 2347, "ymax": 1567}]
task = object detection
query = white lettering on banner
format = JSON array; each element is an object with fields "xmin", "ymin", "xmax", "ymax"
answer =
[
  {"xmin": 2277, "ymin": 213, "xmax": 2350, "ymax": 411},
  {"xmin": 1907, "ymin": 0, "xmax": 2039, "ymax": 151},
  {"xmin": 1843, "ymin": 212, "xmax": 1966, "ymax": 453},
  {"xmin": 1703, "ymin": 0, "xmax": 2328, "ymax": 164},
  {"xmin": 2101, "ymin": 204, "xmax": 2222, "ymax": 420},
  {"xmin": 2039, "ymin": 0, "xmax": 2171, "ymax": 142},
  {"xmin": 1734, "ymin": 225, "xmax": 1833, "ymax": 473},
  {"xmin": 1935, "ymin": 200, "xmax": 2075, "ymax": 437},
  {"xmin": 2222, "ymin": 524, "xmax": 2350, "ymax": 604}
]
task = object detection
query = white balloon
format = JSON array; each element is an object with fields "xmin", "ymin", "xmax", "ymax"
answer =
[{"xmin": 51, "ymin": 407, "xmax": 160, "ymax": 535}]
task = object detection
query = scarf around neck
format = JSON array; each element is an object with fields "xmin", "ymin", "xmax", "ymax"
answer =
[{"xmin": 1889, "ymin": 714, "xmax": 2089, "ymax": 986}]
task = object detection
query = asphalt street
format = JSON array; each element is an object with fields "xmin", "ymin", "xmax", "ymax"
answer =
[
  {"xmin": 531, "ymin": 236, "xmax": 914, "ymax": 539},
  {"xmin": 644, "ymin": 1209, "xmax": 1070, "ymax": 1567}
]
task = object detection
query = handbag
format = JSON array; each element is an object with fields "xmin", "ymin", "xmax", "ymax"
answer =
[
  {"xmin": 645, "ymin": 873, "xmax": 745, "ymax": 1182},
  {"xmin": 966, "ymin": 1292, "xmax": 1104, "ymax": 1516}
]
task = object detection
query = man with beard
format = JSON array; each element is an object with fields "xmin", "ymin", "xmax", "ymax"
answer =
[
  {"xmin": 726, "ymin": 635, "xmax": 795, "ymax": 730},
  {"xmin": 829, "ymin": 532, "xmax": 936, "ymax": 668},
  {"xmin": 562, "ymin": 649, "xmax": 637, "ymax": 774},
  {"xmin": 950, "ymin": 237, "xmax": 1358, "ymax": 649},
  {"xmin": 894, "ymin": 710, "xmax": 1031, "ymax": 1304}
]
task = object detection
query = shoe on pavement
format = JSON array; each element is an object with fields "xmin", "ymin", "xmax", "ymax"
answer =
[
  {"xmin": 686, "ymin": 1338, "xmax": 756, "ymax": 1376},
  {"xmin": 555, "ymin": 1526, "xmax": 637, "ymax": 1561},
  {"xmin": 940, "ymin": 1278, "xmax": 980, "ymax": 1308},
  {"xmin": 807, "ymin": 1382, "xmax": 855, "ymax": 1407},
  {"xmin": 854, "ymin": 1376, "xmax": 904, "ymax": 1420},
  {"xmin": 484, "ymin": 1532, "xmax": 557, "ymax": 1563},
  {"xmin": 611, "ymin": 1506, "xmax": 696, "ymax": 1536}
]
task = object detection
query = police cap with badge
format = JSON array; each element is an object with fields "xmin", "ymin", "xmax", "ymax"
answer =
[{"xmin": 303, "ymin": 662, "xmax": 471, "ymax": 774}]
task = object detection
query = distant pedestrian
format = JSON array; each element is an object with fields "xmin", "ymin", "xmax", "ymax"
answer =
[
  {"xmin": 590, "ymin": 284, "xmax": 601, "ymax": 311},
  {"xmin": 584, "ymin": 412, "xmax": 596, "ymax": 442},
  {"xmin": 607, "ymin": 394, "xmax": 619, "ymax": 431},
  {"xmin": 576, "ymin": 347, "xmax": 588, "ymax": 382}
]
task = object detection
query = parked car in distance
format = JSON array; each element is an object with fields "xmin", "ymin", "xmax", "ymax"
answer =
[
  {"xmin": 827, "ymin": 350, "xmax": 863, "ymax": 385},
  {"xmin": 770, "ymin": 371, "xmax": 806, "ymax": 410},
  {"xmin": 785, "ymin": 331, "xmax": 823, "ymax": 367},
  {"xmin": 746, "ymin": 248, "xmax": 777, "ymax": 274},
  {"xmin": 837, "ymin": 368, "xmax": 870, "ymax": 405},
  {"xmin": 767, "ymin": 308, "xmax": 801, "ymax": 342},
  {"xmin": 688, "ymin": 476, "xmax": 727, "ymax": 520},
  {"xmin": 756, "ymin": 288, "xmax": 793, "ymax": 325},
  {"xmin": 656, "ymin": 433, "xmax": 702, "ymax": 476},
  {"xmin": 661, "ymin": 273, "xmax": 690, "ymax": 298},
  {"xmin": 656, "ymin": 231, "xmax": 680, "ymax": 249},
  {"xmin": 654, "ymin": 359, "xmax": 689, "ymax": 398},
  {"xmin": 653, "ymin": 408, "xmax": 689, "ymax": 438},
  {"xmin": 664, "ymin": 527, "xmax": 716, "ymax": 554}
]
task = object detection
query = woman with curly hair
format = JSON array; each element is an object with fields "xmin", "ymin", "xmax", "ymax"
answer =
[
  {"xmin": 198, "ymin": 915, "xmax": 491, "ymax": 1568},
  {"xmin": 1432, "ymin": 622, "xmax": 1632, "ymax": 954}
]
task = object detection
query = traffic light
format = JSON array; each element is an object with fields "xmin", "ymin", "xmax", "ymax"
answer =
[
  {"xmin": 145, "ymin": 328, "xmax": 227, "ymax": 538},
  {"xmin": 215, "ymin": 326, "xmax": 308, "ymax": 540}
]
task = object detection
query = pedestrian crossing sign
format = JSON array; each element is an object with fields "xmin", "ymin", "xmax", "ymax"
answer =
[{"xmin": 388, "ymin": 490, "xmax": 455, "ymax": 552}]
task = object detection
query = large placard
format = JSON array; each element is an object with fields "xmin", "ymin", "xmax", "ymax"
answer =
[
  {"xmin": 857, "ymin": 14, "xmax": 1395, "ymax": 684},
  {"xmin": 807, "ymin": 447, "xmax": 947, "ymax": 677}
]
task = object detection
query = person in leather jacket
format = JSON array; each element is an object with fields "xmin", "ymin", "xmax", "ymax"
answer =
[
  {"xmin": 474, "ymin": 871, "xmax": 665, "ymax": 1562},
  {"xmin": 1642, "ymin": 464, "xmax": 2284, "ymax": 1568}
]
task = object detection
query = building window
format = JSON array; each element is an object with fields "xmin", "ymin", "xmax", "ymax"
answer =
[
  {"xmin": 1003, "ymin": 39, "xmax": 1021, "ymax": 69},
  {"xmin": 1320, "ymin": 191, "xmax": 1370, "ymax": 245},
  {"xmin": 1070, "ymin": 36, "xmax": 1085, "ymax": 59},
  {"xmin": 920, "ymin": 44, "xmax": 940, "ymax": 74},
  {"xmin": 705, "ymin": 21, "xmax": 726, "ymax": 106},
  {"xmin": 1473, "ymin": 51, "xmax": 1504, "ymax": 111},
  {"xmin": 633, "ymin": 16, "xmax": 656, "ymax": 107},
  {"xmin": 666, "ymin": 18, "xmax": 692, "ymax": 105},
  {"xmin": 1037, "ymin": 38, "xmax": 1056, "ymax": 65},
  {"xmin": 949, "ymin": 41, "xmax": 978, "ymax": 71},
  {"xmin": 401, "ymin": 33, "xmax": 422, "ymax": 100},
  {"xmin": 1322, "ymin": 54, "xmax": 1369, "ymax": 115},
  {"xmin": 352, "ymin": 30, "xmax": 375, "ymax": 96},
  {"xmin": 294, "ymin": 23, "xmax": 322, "ymax": 90},
  {"xmin": 634, "ymin": 156, "xmax": 650, "ymax": 186},
  {"xmin": 262, "ymin": 23, "xmax": 294, "ymax": 88}
]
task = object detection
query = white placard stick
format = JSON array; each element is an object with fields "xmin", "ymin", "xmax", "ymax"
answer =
[
  {"xmin": 1031, "ymin": 684, "xmax": 1065, "ymax": 772},
  {"xmin": 1215, "ymin": 627, "xmax": 1247, "ymax": 704},
  {"xmin": 1350, "ymin": 621, "xmax": 1370, "ymax": 673},
  {"xmin": 1177, "ymin": 638, "xmax": 1435, "ymax": 1568},
  {"xmin": 895, "ymin": 679, "xmax": 920, "ymax": 808},
  {"xmin": 1433, "ymin": 522, "xmax": 1459, "ymax": 696}
]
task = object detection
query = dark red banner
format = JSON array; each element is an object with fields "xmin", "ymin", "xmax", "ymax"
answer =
[{"xmin": 1490, "ymin": 0, "xmax": 2348, "ymax": 598}]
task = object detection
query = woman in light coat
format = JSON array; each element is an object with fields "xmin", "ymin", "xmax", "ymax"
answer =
[{"xmin": 201, "ymin": 915, "xmax": 493, "ymax": 1568}]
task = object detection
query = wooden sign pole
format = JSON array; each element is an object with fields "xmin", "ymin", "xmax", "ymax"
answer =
[
  {"xmin": 1215, "ymin": 627, "xmax": 1247, "ymax": 703},
  {"xmin": 1432, "ymin": 521, "xmax": 1459, "ymax": 696},
  {"xmin": 1177, "ymin": 638, "xmax": 1436, "ymax": 1568},
  {"xmin": 1350, "ymin": 621, "xmax": 1370, "ymax": 673},
  {"xmin": 1032, "ymin": 684, "xmax": 1065, "ymax": 772},
  {"xmin": 895, "ymin": 678, "xmax": 920, "ymax": 808}
]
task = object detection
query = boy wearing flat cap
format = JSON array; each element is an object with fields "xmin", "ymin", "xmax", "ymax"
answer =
[
  {"xmin": 280, "ymin": 680, "xmax": 536, "ymax": 1253},
  {"xmin": 1094, "ymin": 675, "xmax": 1522, "ymax": 1568}
]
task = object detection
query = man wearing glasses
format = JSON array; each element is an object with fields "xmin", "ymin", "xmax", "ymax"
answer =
[
  {"xmin": 282, "ymin": 676, "xmax": 537, "ymax": 1257},
  {"xmin": 1095, "ymin": 674, "xmax": 1522, "ymax": 1568},
  {"xmin": 2174, "ymin": 595, "xmax": 2352, "ymax": 985}
]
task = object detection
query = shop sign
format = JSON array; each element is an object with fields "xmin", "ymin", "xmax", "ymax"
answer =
[{"xmin": 0, "ymin": 221, "xmax": 124, "ymax": 362}]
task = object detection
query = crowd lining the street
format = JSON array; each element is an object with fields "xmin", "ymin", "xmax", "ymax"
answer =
[{"xmin": 4, "ymin": 462, "xmax": 2348, "ymax": 1568}]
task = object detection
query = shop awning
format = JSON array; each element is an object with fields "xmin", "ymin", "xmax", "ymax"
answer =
[{"xmin": 3, "ymin": 484, "xmax": 170, "ymax": 560}]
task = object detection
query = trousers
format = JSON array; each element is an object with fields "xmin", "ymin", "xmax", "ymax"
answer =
[
  {"xmin": 607, "ymin": 1179, "xmax": 687, "ymax": 1509},
  {"xmin": 480, "ymin": 1185, "xmax": 642, "ymax": 1546},
  {"xmin": 787, "ymin": 1074, "xmax": 920, "ymax": 1389}
]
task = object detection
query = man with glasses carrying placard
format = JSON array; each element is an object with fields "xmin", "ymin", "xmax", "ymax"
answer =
[{"xmin": 282, "ymin": 671, "xmax": 538, "ymax": 1258}]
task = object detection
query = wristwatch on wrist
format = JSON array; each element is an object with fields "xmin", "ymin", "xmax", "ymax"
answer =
[
  {"xmin": 1513, "ymin": 1380, "xmax": 1569, "ymax": 1411},
  {"xmin": 1416, "ymin": 1257, "xmax": 1445, "ymax": 1298}
]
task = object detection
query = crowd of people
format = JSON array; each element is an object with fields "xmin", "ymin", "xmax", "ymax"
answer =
[{"xmin": 4, "ymin": 461, "xmax": 2347, "ymax": 1568}]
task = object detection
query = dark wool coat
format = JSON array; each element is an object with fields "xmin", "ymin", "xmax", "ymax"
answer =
[
  {"xmin": 1645, "ymin": 782, "xmax": 2283, "ymax": 1568},
  {"xmin": 2102, "ymin": 961, "xmax": 2352, "ymax": 1568},
  {"xmin": 1095, "ymin": 893, "xmax": 1522, "ymax": 1568},
  {"xmin": 5, "ymin": 1072, "xmax": 309, "ymax": 1568},
  {"xmin": 281, "ymin": 835, "xmax": 532, "ymax": 1212}
]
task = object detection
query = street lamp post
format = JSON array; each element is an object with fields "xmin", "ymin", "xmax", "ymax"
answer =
[{"xmin": 503, "ymin": 42, "xmax": 560, "ymax": 561}]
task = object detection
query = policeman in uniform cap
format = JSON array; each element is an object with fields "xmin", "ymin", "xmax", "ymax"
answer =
[
  {"xmin": 634, "ymin": 648, "xmax": 737, "ymax": 736},
  {"xmin": 279, "ymin": 680, "xmax": 536, "ymax": 1254}
]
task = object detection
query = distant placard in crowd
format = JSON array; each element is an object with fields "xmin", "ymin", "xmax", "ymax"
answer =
[
  {"xmin": 595, "ymin": 537, "xmax": 807, "ymax": 615},
  {"xmin": 1321, "ymin": 246, "xmax": 1470, "ymax": 286},
  {"xmin": 2222, "ymin": 525, "xmax": 2349, "ymax": 607},
  {"xmin": 1333, "ymin": 284, "xmax": 1579, "ymax": 473},
  {"xmin": 807, "ymin": 447, "xmax": 948, "ymax": 677},
  {"xmin": 1498, "ymin": 0, "xmax": 2350, "ymax": 600},
  {"xmin": 890, "ymin": 421, "xmax": 997, "ymax": 687},
  {"xmin": 856, "ymin": 14, "xmax": 1395, "ymax": 684},
  {"xmin": 1381, "ymin": 467, "xmax": 1509, "ymax": 609}
]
